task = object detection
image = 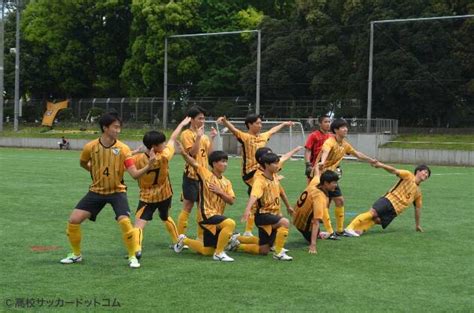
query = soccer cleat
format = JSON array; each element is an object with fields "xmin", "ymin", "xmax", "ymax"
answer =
[
  {"xmin": 242, "ymin": 231, "xmax": 254, "ymax": 237},
  {"xmin": 60, "ymin": 253, "xmax": 82, "ymax": 264},
  {"xmin": 343, "ymin": 228, "xmax": 360, "ymax": 237},
  {"xmin": 225, "ymin": 233, "xmax": 241, "ymax": 251},
  {"xmin": 173, "ymin": 234, "xmax": 187, "ymax": 253},
  {"xmin": 135, "ymin": 250, "xmax": 142, "ymax": 260},
  {"xmin": 128, "ymin": 256, "xmax": 140, "ymax": 269},
  {"xmin": 328, "ymin": 232, "xmax": 341, "ymax": 240},
  {"xmin": 213, "ymin": 251, "xmax": 234, "ymax": 262},
  {"xmin": 270, "ymin": 246, "xmax": 289, "ymax": 253},
  {"xmin": 273, "ymin": 251, "xmax": 293, "ymax": 261},
  {"xmin": 336, "ymin": 231, "xmax": 345, "ymax": 236}
]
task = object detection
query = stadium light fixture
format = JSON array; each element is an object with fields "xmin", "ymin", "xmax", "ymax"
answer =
[
  {"xmin": 163, "ymin": 29, "xmax": 261, "ymax": 129},
  {"xmin": 366, "ymin": 14, "xmax": 474, "ymax": 133}
]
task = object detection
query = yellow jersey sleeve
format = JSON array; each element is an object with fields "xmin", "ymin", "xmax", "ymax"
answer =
[
  {"xmin": 397, "ymin": 170, "xmax": 412, "ymax": 180},
  {"xmin": 226, "ymin": 179, "xmax": 235, "ymax": 199},
  {"xmin": 251, "ymin": 176, "xmax": 265, "ymax": 199},
  {"xmin": 344, "ymin": 142, "xmax": 356, "ymax": 156},
  {"xmin": 196, "ymin": 164, "xmax": 212, "ymax": 181},
  {"xmin": 180, "ymin": 130, "xmax": 195, "ymax": 153},
  {"xmin": 414, "ymin": 191, "xmax": 422, "ymax": 208},
  {"xmin": 162, "ymin": 142, "xmax": 175, "ymax": 161},
  {"xmin": 321, "ymin": 137, "xmax": 335, "ymax": 153},
  {"xmin": 261, "ymin": 131, "xmax": 272, "ymax": 141},
  {"xmin": 308, "ymin": 175, "xmax": 320, "ymax": 188},
  {"xmin": 234, "ymin": 129, "xmax": 248, "ymax": 141},
  {"xmin": 80, "ymin": 141, "xmax": 93, "ymax": 162}
]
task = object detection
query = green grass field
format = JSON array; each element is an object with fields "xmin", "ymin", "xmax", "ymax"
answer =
[
  {"xmin": 0, "ymin": 147, "xmax": 473, "ymax": 312},
  {"xmin": 382, "ymin": 134, "xmax": 474, "ymax": 151}
]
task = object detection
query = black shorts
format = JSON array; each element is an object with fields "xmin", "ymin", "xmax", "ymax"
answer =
[
  {"xmin": 255, "ymin": 213, "xmax": 282, "ymax": 246},
  {"xmin": 243, "ymin": 170, "xmax": 256, "ymax": 195},
  {"xmin": 373, "ymin": 197, "xmax": 397, "ymax": 229},
  {"xmin": 328, "ymin": 184, "xmax": 343, "ymax": 198},
  {"xmin": 75, "ymin": 191, "xmax": 130, "ymax": 222},
  {"xmin": 200, "ymin": 215, "xmax": 228, "ymax": 248},
  {"xmin": 182, "ymin": 174, "xmax": 199, "ymax": 202},
  {"xmin": 135, "ymin": 197, "xmax": 172, "ymax": 221},
  {"xmin": 298, "ymin": 229, "xmax": 312, "ymax": 242}
]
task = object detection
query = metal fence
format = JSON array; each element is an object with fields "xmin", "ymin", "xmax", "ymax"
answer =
[{"xmin": 3, "ymin": 97, "xmax": 397, "ymax": 134}]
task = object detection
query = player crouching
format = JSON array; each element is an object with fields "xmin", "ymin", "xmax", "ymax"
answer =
[{"xmin": 174, "ymin": 145, "xmax": 236, "ymax": 262}]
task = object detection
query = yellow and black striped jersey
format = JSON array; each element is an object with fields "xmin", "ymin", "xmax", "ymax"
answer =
[
  {"xmin": 196, "ymin": 165, "xmax": 235, "ymax": 221},
  {"xmin": 134, "ymin": 142, "xmax": 174, "ymax": 203},
  {"xmin": 251, "ymin": 173, "xmax": 281, "ymax": 215},
  {"xmin": 292, "ymin": 176, "xmax": 328, "ymax": 231},
  {"xmin": 80, "ymin": 138, "xmax": 132, "ymax": 195},
  {"xmin": 180, "ymin": 129, "xmax": 211, "ymax": 180},
  {"xmin": 319, "ymin": 136, "xmax": 356, "ymax": 172},
  {"xmin": 234, "ymin": 130, "xmax": 272, "ymax": 177},
  {"xmin": 384, "ymin": 170, "xmax": 422, "ymax": 214},
  {"xmin": 245, "ymin": 160, "xmax": 285, "ymax": 187}
]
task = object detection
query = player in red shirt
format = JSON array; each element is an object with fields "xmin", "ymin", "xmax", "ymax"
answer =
[{"xmin": 304, "ymin": 115, "xmax": 332, "ymax": 179}]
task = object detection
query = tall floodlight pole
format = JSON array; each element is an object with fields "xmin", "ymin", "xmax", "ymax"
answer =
[
  {"xmin": 13, "ymin": 0, "xmax": 20, "ymax": 131},
  {"xmin": 366, "ymin": 14, "xmax": 474, "ymax": 133},
  {"xmin": 256, "ymin": 30, "xmax": 261, "ymax": 115},
  {"xmin": 163, "ymin": 37, "xmax": 168, "ymax": 129},
  {"xmin": 0, "ymin": 0, "xmax": 5, "ymax": 132},
  {"xmin": 163, "ymin": 30, "xmax": 260, "ymax": 129}
]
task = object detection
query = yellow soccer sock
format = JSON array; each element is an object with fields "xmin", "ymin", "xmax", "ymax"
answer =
[
  {"xmin": 322, "ymin": 207, "xmax": 334, "ymax": 234},
  {"xmin": 244, "ymin": 214, "xmax": 255, "ymax": 233},
  {"xmin": 136, "ymin": 228, "xmax": 143, "ymax": 252},
  {"xmin": 335, "ymin": 206, "xmax": 345, "ymax": 233},
  {"xmin": 177, "ymin": 210, "xmax": 190, "ymax": 235},
  {"xmin": 118, "ymin": 218, "xmax": 138, "ymax": 257},
  {"xmin": 67, "ymin": 223, "xmax": 81, "ymax": 256},
  {"xmin": 360, "ymin": 219, "xmax": 376, "ymax": 233},
  {"xmin": 164, "ymin": 217, "xmax": 179, "ymax": 243},
  {"xmin": 238, "ymin": 244, "xmax": 260, "ymax": 254},
  {"xmin": 274, "ymin": 227, "xmax": 289, "ymax": 254},
  {"xmin": 183, "ymin": 238, "xmax": 214, "ymax": 256},
  {"xmin": 347, "ymin": 211, "xmax": 373, "ymax": 231},
  {"xmin": 215, "ymin": 219, "xmax": 235, "ymax": 254},
  {"xmin": 237, "ymin": 236, "xmax": 259, "ymax": 244}
]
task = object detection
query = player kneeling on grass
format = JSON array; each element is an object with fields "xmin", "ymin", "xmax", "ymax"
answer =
[
  {"xmin": 344, "ymin": 162, "xmax": 431, "ymax": 237},
  {"xmin": 240, "ymin": 152, "xmax": 293, "ymax": 261},
  {"xmin": 292, "ymin": 167, "xmax": 339, "ymax": 254},
  {"xmin": 60, "ymin": 112, "xmax": 156, "ymax": 269},
  {"xmin": 131, "ymin": 117, "xmax": 191, "ymax": 259},
  {"xmin": 174, "ymin": 146, "xmax": 237, "ymax": 262}
]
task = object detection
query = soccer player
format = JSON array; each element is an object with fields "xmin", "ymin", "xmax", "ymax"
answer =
[
  {"xmin": 304, "ymin": 115, "xmax": 332, "ymax": 179},
  {"xmin": 317, "ymin": 118, "xmax": 377, "ymax": 237},
  {"xmin": 132, "ymin": 117, "xmax": 192, "ymax": 258},
  {"xmin": 344, "ymin": 162, "xmax": 431, "ymax": 237},
  {"xmin": 60, "ymin": 112, "xmax": 155, "ymax": 269},
  {"xmin": 292, "ymin": 167, "xmax": 339, "ymax": 254},
  {"xmin": 174, "ymin": 147, "xmax": 236, "ymax": 262},
  {"xmin": 177, "ymin": 106, "xmax": 216, "ymax": 238},
  {"xmin": 216, "ymin": 114, "xmax": 294, "ymax": 236},
  {"xmin": 240, "ymin": 152, "xmax": 293, "ymax": 261}
]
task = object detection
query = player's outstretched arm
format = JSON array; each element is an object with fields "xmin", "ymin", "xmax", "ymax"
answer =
[
  {"xmin": 415, "ymin": 206, "xmax": 423, "ymax": 232},
  {"xmin": 187, "ymin": 126, "xmax": 204, "ymax": 157},
  {"xmin": 353, "ymin": 150, "xmax": 377, "ymax": 164},
  {"xmin": 280, "ymin": 145, "xmax": 303, "ymax": 163},
  {"xmin": 216, "ymin": 116, "xmax": 240, "ymax": 137},
  {"xmin": 168, "ymin": 117, "xmax": 191, "ymax": 146},
  {"xmin": 372, "ymin": 161, "xmax": 399, "ymax": 175},
  {"xmin": 268, "ymin": 121, "xmax": 294, "ymax": 136}
]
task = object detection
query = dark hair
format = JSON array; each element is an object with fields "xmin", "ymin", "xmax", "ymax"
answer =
[
  {"xmin": 319, "ymin": 170, "xmax": 339, "ymax": 184},
  {"xmin": 414, "ymin": 164, "xmax": 431, "ymax": 177},
  {"xmin": 244, "ymin": 113, "xmax": 263, "ymax": 129},
  {"xmin": 142, "ymin": 131, "xmax": 166, "ymax": 149},
  {"xmin": 208, "ymin": 150, "xmax": 228, "ymax": 167},
  {"xmin": 330, "ymin": 118, "xmax": 348, "ymax": 134},
  {"xmin": 98, "ymin": 112, "xmax": 122, "ymax": 133},
  {"xmin": 186, "ymin": 106, "xmax": 206, "ymax": 119},
  {"xmin": 258, "ymin": 152, "xmax": 279, "ymax": 167},
  {"xmin": 318, "ymin": 115, "xmax": 331, "ymax": 123},
  {"xmin": 255, "ymin": 147, "xmax": 272, "ymax": 164}
]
